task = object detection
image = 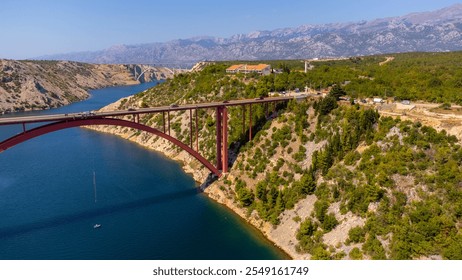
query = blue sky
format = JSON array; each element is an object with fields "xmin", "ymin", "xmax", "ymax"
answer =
[{"xmin": 0, "ymin": 0, "xmax": 460, "ymax": 59}]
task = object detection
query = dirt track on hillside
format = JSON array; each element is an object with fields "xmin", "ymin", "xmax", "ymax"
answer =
[{"xmin": 377, "ymin": 102, "xmax": 462, "ymax": 142}]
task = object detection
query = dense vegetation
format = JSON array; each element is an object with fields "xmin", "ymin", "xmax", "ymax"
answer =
[
  {"xmin": 114, "ymin": 52, "xmax": 462, "ymax": 259},
  {"xmin": 225, "ymin": 98, "xmax": 462, "ymax": 259},
  {"xmin": 299, "ymin": 106, "xmax": 461, "ymax": 259},
  {"xmin": 228, "ymin": 51, "xmax": 462, "ymax": 104},
  {"xmin": 131, "ymin": 51, "xmax": 462, "ymax": 107}
]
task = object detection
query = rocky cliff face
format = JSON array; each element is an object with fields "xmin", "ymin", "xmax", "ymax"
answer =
[{"xmin": 0, "ymin": 60, "xmax": 172, "ymax": 113}]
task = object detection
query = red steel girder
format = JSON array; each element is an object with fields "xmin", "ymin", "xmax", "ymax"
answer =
[
  {"xmin": 215, "ymin": 107, "xmax": 222, "ymax": 171},
  {"xmin": 221, "ymin": 106, "xmax": 228, "ymax": 173},
  {"xmin": 0, "ymin": 118, "xmax": 221, "ymax": 177}
]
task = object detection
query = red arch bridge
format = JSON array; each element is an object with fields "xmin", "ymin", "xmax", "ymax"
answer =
[{"xmin": 0, "ymin": 96, "xmax": 303, "ymax": 177}]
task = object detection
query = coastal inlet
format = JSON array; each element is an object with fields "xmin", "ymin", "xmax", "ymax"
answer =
[{"xmin": 0, "ymin": 82, "xmax": 286, "ymax": 259}]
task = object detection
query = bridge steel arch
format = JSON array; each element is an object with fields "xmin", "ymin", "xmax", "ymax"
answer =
[{"xmin": 0, "ymin": 118, "xmax": 221, "ymax": 177}]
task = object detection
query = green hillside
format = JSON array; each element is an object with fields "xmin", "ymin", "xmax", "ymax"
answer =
[
  {"xmin": 112, "ymin": 52, "xmax": 462, "ymax": 259},
  {"xmin": 228, "ymin": 51, "xmax": 462, "ymax": 104}
]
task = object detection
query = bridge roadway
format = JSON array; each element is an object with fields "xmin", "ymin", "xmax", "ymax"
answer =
[
  {"xmin": 0, "ymin": 95, "xmax": 302, "ymax": 126},
  {"xmin": 0, "ymin": 95, "xmax": 308, "ymax": 175}
]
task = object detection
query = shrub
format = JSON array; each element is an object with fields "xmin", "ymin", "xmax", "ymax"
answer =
[
  {"xmin": 321, "ymin": 213, "xmax": 339, "ymax": 232},
  {"xmin": 349, "ymin": 248, "xmax": 363, "ymax": 260},
  {"xmin": 347, "ymin": 226, "xmax": 366, "ymax": 244}
]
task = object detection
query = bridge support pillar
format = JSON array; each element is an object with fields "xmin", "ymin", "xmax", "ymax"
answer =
[
  {"xmin": 167, "ymin": 110, "xmax": 171, "ymax": 135},
  {"xmin": 189, "ymin": 109, "xmax": 193, "ymax": 148},
  {"xmin": 222, "ymin": 107, "xmax": 228, "ymax": 173},
  {"xmin": 195, "ymin": 108, "xmax": 199, "ymax": 151},
  {"xmin": 242, "ymin": 105, "xmax": 245, "ymax": 136},
  {"xmin": 162, "ymin": 112, "xmax": 166, "ymax": 133},
  {"xmin": 216, "ymin": 107, "xmax": 222, "ymax": 171},
  {"xmin": 215, "ymin": 106, "xmax": 228, "ymax": 174},
  {"xmin": 133, "ymin": 114, "xmax": 140, "ymax": 123},
  {"xmin": 249, "ymin": 104, "xmax": 252, "ymax": 141}
]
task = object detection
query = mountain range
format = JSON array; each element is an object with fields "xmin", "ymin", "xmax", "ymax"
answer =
[{"xmin": 37, "ymin": 4, "xmax": 462, "ymax": 66}]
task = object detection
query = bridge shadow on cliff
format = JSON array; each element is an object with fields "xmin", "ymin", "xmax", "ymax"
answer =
[{"xmin": 225, "ymin": 101, "xmax": 287, "ymax": 171}]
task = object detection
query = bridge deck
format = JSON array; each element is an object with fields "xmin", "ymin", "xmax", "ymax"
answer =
[{"xmin": 0, "ymin": 96, "xmax": 302, "ymax": 126}]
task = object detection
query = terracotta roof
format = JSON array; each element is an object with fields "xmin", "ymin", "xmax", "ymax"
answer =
[
  {"xmin": 245, "ymin": 64, "xmax": 270, "ymax": 71},
  {"xmin": 226, "ymin": 64, "xmax": 244, "ymax": 71},
  {"xmin": 226, "ymin": 64, "xmax": 270, "ymax": 72}
]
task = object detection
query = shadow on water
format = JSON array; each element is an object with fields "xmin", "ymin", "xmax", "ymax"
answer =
[
  {"xmin": 0, "ymin": 187, "xmax": 201, "ymax": 238},
  {"xmin": 198, "ymin": 173, "xmax": 218, "ymax": 191}
]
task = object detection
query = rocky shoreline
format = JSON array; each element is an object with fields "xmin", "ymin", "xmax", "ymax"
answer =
[
  {"xmin": 203, "ymin": 182, "xmax": 311, "ymax": 259},
  {"xmin": 0, "ymin": 59, "xmax": 173, "ymax": 114},
  {"xmin": 88, "ymin": 125, "xmax": 302, "ymax": 259},
  {"xmin": 86, "ymin": 98, "xmax": 305, "ymax": 259},
  {"xmin": 87, "ymin": 103, "xmax": 380, "ymax": 260}
]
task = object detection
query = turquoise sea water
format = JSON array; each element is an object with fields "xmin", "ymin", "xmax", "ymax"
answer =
[{"xmin": 0, "ymin": 82, "xmax": 286, "ymax": 260}]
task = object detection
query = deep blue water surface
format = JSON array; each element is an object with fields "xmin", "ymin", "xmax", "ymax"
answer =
[{"xmin": 0, "ymin": 82, "xmax": 285, "ymax": 259}]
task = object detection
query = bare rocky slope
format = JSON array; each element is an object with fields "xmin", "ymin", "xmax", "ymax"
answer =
[{"xmin": 0, "ymin": 59, "xmax": 173, "ymax": 113}]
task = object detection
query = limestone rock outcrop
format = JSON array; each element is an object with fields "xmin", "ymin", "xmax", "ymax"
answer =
[{"xmin": 0, "ymin": 59, "xmax": 172, "ymax": 113}]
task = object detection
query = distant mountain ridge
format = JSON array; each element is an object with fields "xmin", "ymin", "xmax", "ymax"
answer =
[{"xmin": 37, "ymin": 4, "xmax": 462, "ymax": 65}]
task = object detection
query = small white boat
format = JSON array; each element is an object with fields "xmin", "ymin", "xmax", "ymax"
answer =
[{"xmin": 92, "ymin": 173, "xmax": 101, "ymax": 230}]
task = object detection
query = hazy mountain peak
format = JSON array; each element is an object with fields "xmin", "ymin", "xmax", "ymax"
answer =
[
  {"xmin": 106, "ymin": 44, "xmax": 129, "ymax": 51},
  {"xmin": 36, "ymin": 4, "xmax": 462, "ymax": 65},
  {"xmin": 401, "ymin": 3, "xmax": 462, "ymax": 24}
]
